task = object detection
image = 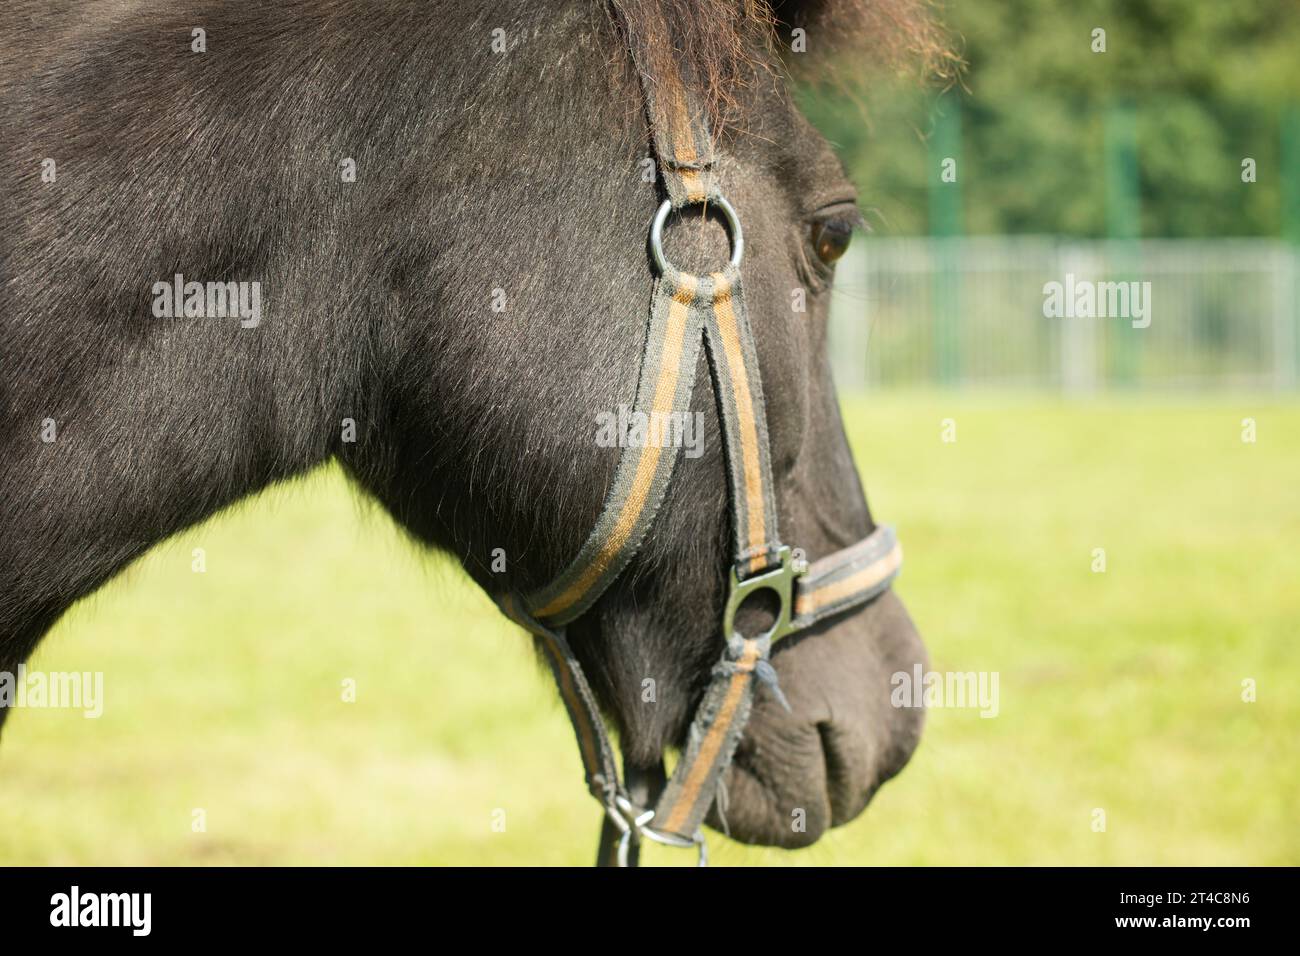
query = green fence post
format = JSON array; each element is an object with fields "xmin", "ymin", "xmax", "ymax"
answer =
[
  {"xmin": 929, "ymin": 92, "xmax": 963, "ymax": 387},
  {"xmin": 1105, "ymin": 100, "xmax": 1142, "ymax": 387},
  {"xmin": 1284, "ymin": 104, "xmax": 1300, "ymax": 388}
]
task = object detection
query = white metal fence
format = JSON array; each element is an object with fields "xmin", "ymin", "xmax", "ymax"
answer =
[{"xmin": 828, "ymin": 238, "xmax": 1300, "ymax": 392}]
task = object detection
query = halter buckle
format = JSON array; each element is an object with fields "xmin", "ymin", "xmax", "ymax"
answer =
[{"xmin": 722, "ymin": 545, "xmax": 807, "ymax": 646}]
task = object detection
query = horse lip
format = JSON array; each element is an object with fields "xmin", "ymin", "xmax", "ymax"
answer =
[
  {"xmin": 709, "ymin": 721, "xmax": 833, "ymax": 847},
  {"xmin": 706, "ymin": 591, "xmax": 927, "ymax": 849},
  {"xmin": 714, "ymin": 706, "xmax": 923, "ymax": 848},
  {"xmin": 817, "ymin": 720, "xmax": 865, "ymax": 827}
]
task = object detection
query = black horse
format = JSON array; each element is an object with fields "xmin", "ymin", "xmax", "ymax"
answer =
[{"xmin": 1, "ymin": 0, "xmax": 939, "ymax": 853}]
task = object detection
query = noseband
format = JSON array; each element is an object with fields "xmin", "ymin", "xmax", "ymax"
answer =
[{"xmin": 495, "ymin": 39, "xmax": 902, "ymax": 866}]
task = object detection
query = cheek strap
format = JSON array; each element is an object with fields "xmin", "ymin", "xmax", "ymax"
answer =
[{"xmin": 491, "ymin": 32, "xmax": 902, "ymax": 865}]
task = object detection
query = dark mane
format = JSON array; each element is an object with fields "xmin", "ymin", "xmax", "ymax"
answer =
[{"xmin": 609, "ymin": 0, "xmax": 955, "ymax": 131}]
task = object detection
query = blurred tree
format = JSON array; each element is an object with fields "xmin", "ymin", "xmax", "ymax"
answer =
[{"xmin": 799, "ymin": 0, "xmax": 1300, "ymax": 237}]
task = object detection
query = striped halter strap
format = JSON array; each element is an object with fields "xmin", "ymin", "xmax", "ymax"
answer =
[{"xmin": 496, "ymin": 38, "xmax": 903, "ymax": 866}]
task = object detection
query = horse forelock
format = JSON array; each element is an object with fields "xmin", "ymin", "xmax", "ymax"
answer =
[{"xmin": 608, "ymin": 0, "xmax": 954, "ymax": 135}]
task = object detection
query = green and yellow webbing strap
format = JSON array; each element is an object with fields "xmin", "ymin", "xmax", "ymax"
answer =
[
  {"xmin": 792, "ymin": 525, "xmax": 902, "ymax": 630},
  {"xmin": 699, "ymin": 267, "xmax": 784, "ymax": 576},
  {"xmin": 646, "ymin": 527, "xmax": 905, "ymax": 843},
  {"xmin": 520, "ymin": 270, "xmax": 708, "ymax": 628},
  {"xmin": 631, "ymin": 50, "xmax": 785, "ymax": 844},
  {"xmin": 505, "ymin": 44, "xmax": 791, "ymax": 849},
  {"xmin": 643, "ymin": 263, "xmax": 786, "ymax": 842},
  {"xmin": 522, "ymin": 42, "xmax": 783, "ymax": 632},
  {"xmin": 495, "ymin": 35, "xmax": 904, "ymax": 860},
  {"xmin": 636, "ymin": 31, "xmax": 715, "ymax": 206},
  {"xmin": 624, "ymin": 32, "xmax": 784, "ymax": 579},
  {"xmin": 497, "ymin": 595, "xmax": 620, "ymax": 809}
]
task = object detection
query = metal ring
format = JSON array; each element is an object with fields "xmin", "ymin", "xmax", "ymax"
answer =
[
  {"xmin": 638, "ymin": 825, "xmax": 696, "ymax": 850},
  {"xmin": 612, "ymin": 806, "xmax": 710, "ymax": 867},
  {"xmin": 641, "ymin": 825, "xmax": 709, "ymax": 867},
  {"xmin": 621, "ymin": 828, "xmax": 708, "ymax": 867},
  {"xmin": 649, "ymin": 195, "xmax": 744, "ymax": 275}
]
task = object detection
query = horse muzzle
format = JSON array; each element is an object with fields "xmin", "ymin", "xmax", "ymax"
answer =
[{"xmin": 710, "ymin": 589, "xmax": 927, "ymax": 848}]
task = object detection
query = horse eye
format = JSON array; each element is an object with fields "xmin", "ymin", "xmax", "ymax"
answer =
[{"xmin": 811, "ymin": 218, "xmax": 853, "ymax": 265}]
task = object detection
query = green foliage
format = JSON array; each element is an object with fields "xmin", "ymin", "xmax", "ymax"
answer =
[{"xmin": 802, "ymin": 0, "xmax": 1300, "ymax": 238}]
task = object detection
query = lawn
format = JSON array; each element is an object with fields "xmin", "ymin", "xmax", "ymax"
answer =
[{"xmin": 2, "ymin": 393, "xmax": 1296, "ymax": 865}]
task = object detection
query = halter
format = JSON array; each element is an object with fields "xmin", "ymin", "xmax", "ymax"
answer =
[{"xmin": 495, "ymin": 37, "xmax": 902, "ymax": 867}]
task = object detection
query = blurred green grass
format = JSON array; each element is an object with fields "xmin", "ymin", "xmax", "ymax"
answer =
[{"xmin": 2, "ymin": 393, "xmax": 1296, "ymax": 865}]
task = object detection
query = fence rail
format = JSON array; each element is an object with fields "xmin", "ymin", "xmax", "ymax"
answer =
[{"xmin": 829, "ymin": 238, "xmax": 1300, "ymax": 392}]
